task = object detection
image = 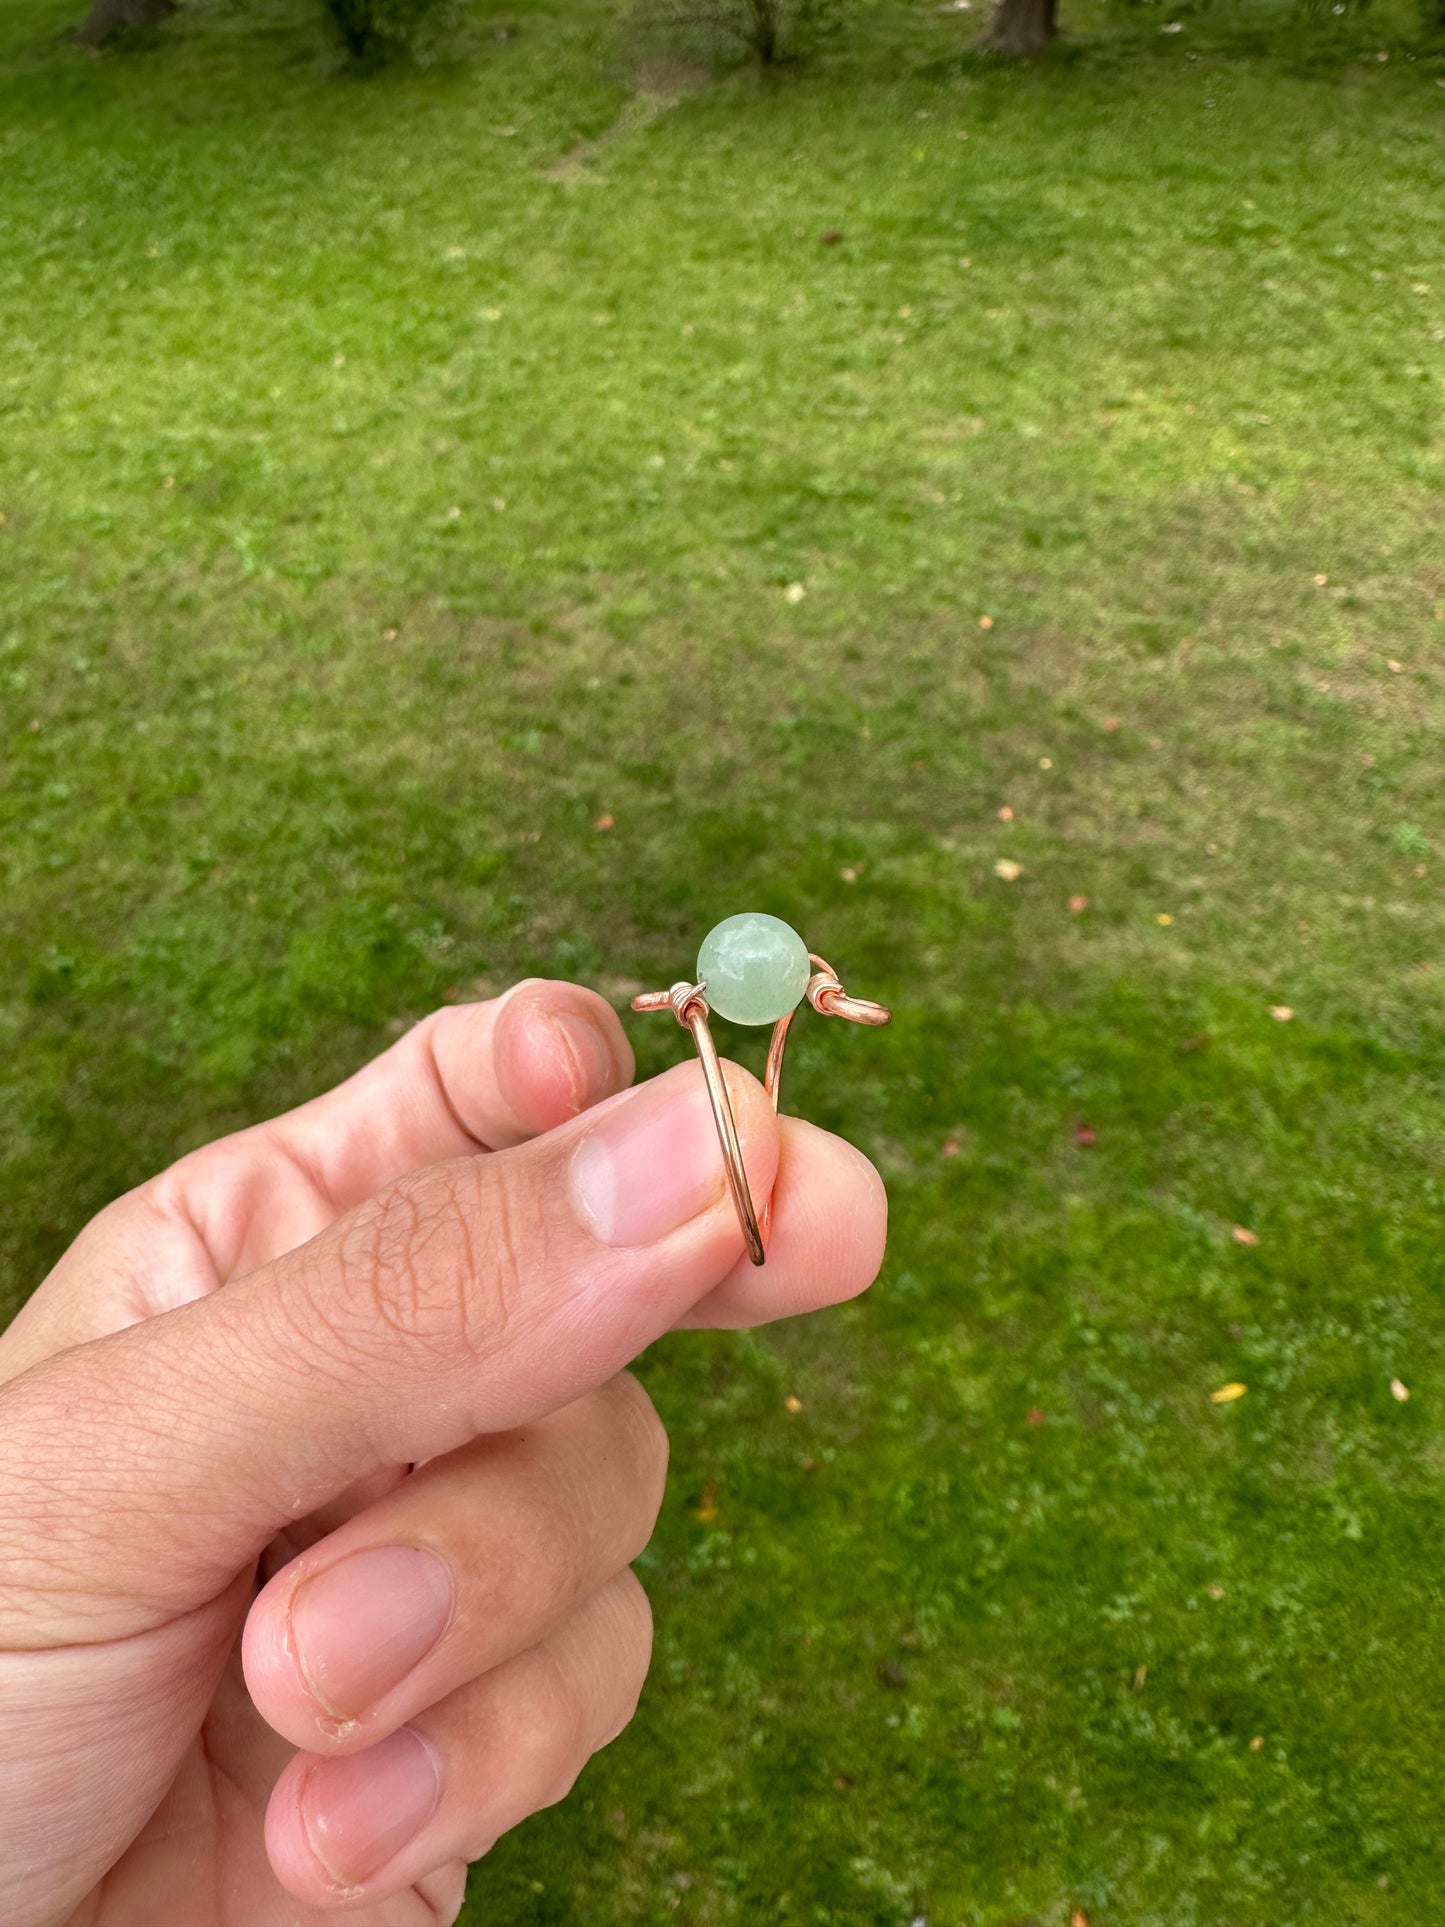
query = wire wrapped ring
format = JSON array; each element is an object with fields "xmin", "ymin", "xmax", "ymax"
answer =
[{"xmin": 630, "ymin": 920, "xmax": 889, "ymax": 1266}]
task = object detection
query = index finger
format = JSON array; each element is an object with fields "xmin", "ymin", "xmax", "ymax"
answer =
[
  {"xmin": 0, "ymin": 982, "xmax": 634, "ymax": 1378},
  {"xmin": 175, "ymin": 981, "xmax": 635, "ymax": 1275}
]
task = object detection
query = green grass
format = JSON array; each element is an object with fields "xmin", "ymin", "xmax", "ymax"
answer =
[{"xmin": 2, "ymin": 0, "xmax": 1444, "ymax": 1916}]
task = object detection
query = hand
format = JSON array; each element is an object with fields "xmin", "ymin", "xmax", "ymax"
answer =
[{"xmin": 0, "ymin": 979, "xmax": 885, "ymax": 1927}]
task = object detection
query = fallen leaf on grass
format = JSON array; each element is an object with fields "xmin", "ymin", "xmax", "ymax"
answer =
[
  {"xmin": 1073, "ymin": 1122, "xmax": 1096, "ymax": 1147},
  {"xmin": 997, "ymin": 804, "xmax": 1013, "ymax": 821},
  {"xmin": 994, "ymin": 858, "xmax": 1023, "ymax": 882},
  {"xmin": 784, "ymin": 582, "xmax": 806, "ymax": 603},
  {"xmin": 1269, "ymin": 1005, "xmax": 1294, "ymax": 1021},
  {"xmin": 941, "ymin": 1138, "xmax": 959, "ymax": 1158},
  {"xmin": 1250, "ymin": 1734, "xmax": 1265, "ymax": 1753},
  {"xmin": 820, "ymin": 229, "xmax": 843, "ymax": 244},
  {"xmin": 1388, "ymin": 659, "xmax": 1404, "ymax": 673},
  {"xmin": 784, "ymin": 1394, "xmax": 803, "ymax": 1414},
  {"xmin": 1156, "ymin": 912, "xmax": 1175, "ymax": 926},
  {"xmin": 694, "ymin": 1481, "xmax": 718, "ymax": 1523},
  {"xmin": 1211, "ymin": 1382, "xmax": 1248, "ymax": 1403},
  {"xmin": 1027, "ymin": 1407, "xmax": 1046, "ymax": 1427},
  {"xmin": 1072, "ymin": 1910, "xmax": 1092, "ymax": 1927},
  {"xmin": 978, "ymin": 614, "xmax": 994, "ymax": 630},
  {"xmin": 594, "ymin": 813, "xmax": 615, "ymax": 830},
  {"xmin": 1133, "ymin": 1665, "xmax": 1148, "ymax": 1690},
  {"xmin": 1069, "ymin": 894, "xmax": 1089, "ymax": 913},
  {"xmin": 1208, "ymin": 1583, "xmax": 1226, "ymax": 1600},
  {"xmin": 1232, "ymin": 1225, "xmax": 1260, "ymax": 1246},
  {"xmin": 1391, "ymin": 1378, "xmax": 1410, "ymax": 1402}
]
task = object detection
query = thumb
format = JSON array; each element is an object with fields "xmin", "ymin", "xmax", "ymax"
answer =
[{"xmin": 0, "ymin": 1061, "xmax": 779, "ymax": 1645}]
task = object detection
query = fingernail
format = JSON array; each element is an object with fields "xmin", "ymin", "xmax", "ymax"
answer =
[
  {"xmin": 548, "ymin": 1008, "xmax": 617, "ymax": 1112},
  {"xmin": 301, "ymin": 1726, "xmax": 441, "ymax": 1889},
  {"xmin": 570, "ymin": 1063, "xmax": 725, "ymax": 1246},
  {"xmin": 290, "ymin": 1548, "xmax": 453, "ymax": 1720}
]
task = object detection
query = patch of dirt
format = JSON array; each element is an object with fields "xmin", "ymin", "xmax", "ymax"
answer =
[{"xmin": 542, "ymin": 61, "xmax": 708, "ymax": 182}]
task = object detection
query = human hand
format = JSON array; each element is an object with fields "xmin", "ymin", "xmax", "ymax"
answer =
[{"xmin": 0, "ymin": 979, "xmax": 885, "ymax": 1927}]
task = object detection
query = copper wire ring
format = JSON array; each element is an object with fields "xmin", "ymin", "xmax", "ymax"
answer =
[{"xmin": 630, "ymin": 953, "xmax": 890, "ymax": 1266}]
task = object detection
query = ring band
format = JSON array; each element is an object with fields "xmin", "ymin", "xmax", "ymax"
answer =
[{"xmin": 631, "ymin": 918, "xmax": 890, "ymax": 1266}]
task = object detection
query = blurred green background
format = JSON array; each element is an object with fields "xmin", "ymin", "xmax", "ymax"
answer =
[{"xmin": 1, "ymin": 0, "xmax": 1443, "ymax": 1916}]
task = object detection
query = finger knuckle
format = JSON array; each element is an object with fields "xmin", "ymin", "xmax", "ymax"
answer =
[
  {"xmin": 614, "ymin": 1373, "xmax": 670, "ymax": 1479},
  {"xmin": 314, "ymin": 1169, "xmax": 448, "ymax": 1363},
  {"xmin": 520, "ymin": 1489, "xmax": 588, "ymax": 1612},
  {"xmin": 609, "ymin": 1569, "xmax": 655, "ymax": 1703},
  {"xmin": 315, "ymin": 1158, "xmax": 540, "ymax": 1372},
  {"xmin": 507, "ymin": 1580, "xmax": 653, "ymax": 1814},
  {"xmin": 526, "ymin": 1647, "xmax": 593, "ymax": 1809},
  {"xmin": 435, "ymin": 1158, "xmax": 556, "ymax": 1370},
  {"xmin": 585, "ymin": 1575, "xmax": 653, "ymax": 1750},
  {"xmin": 607, "ymin": 1375, "xmax": 669, "ymax": 1543}
]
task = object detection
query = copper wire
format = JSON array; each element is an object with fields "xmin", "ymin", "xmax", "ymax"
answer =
[{"xmin": 631, "ymin": 951, "xmax": 890, "ymax": 1266}]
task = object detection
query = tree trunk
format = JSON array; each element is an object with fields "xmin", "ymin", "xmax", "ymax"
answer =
[
  {"xmin": 73, "ymin": 0, "xmax": 174, "ymax": 43},
  {"xmin": 982, "ymin": 0, "xmax": 1057, "ymax": 54},
  {"xmin": 747, "ymin": 0, "xmax": 779, "ymax": 61}
]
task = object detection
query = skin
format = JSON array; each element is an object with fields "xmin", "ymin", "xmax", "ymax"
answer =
[{"xmin": 0, "ymin": 978, "xmax": 886, "ymax": 1927}]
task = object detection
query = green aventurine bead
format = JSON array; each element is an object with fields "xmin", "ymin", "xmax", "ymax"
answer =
[{"xmin": 697, "ymin": 913, "xmax": 812, "ymax": 1026}]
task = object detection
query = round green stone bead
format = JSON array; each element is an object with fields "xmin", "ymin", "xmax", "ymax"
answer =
[{"xmin": 697, "ymin": 913, "xmax": 812, "ymax": 1026}]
